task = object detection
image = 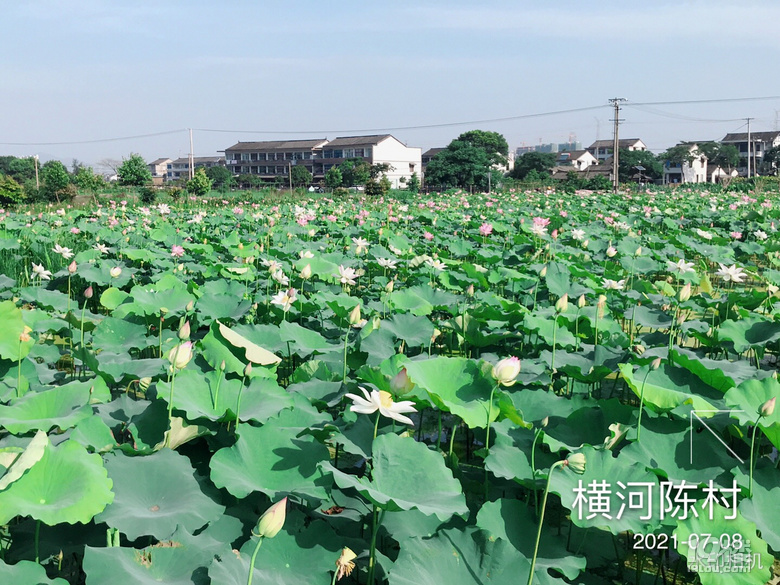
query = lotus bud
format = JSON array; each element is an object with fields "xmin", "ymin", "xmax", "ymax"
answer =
[
  {"xmin": 606, "ymin": 246, "xmax": 617, "ymax": 258},
  {"xmin": 109, "ymin": 266, "xmax": 122, "ymax": 278},
  {"xmin": 390, "ymin": 367, "xmax": 415, "ymax": 395},
  {"xmin": 238, "ymin": 242, "xmax": 244, "ymax": 249},
  {"xmin": 300, "ymin": 264, "xmax": 312, "ymax": 280},
  {"xmin": 178, "ymin": 320, "xmax": 190, "ymax": 341},
  {"xmin": 466, "ymin": 284, "xmax": 475, "ymax": 297},
  {"xmin": 759, "ymin": 397, "xmax": 776, "ymax": 418},
  {"xmin": 768, "ymin": 284, "xmax": 779, "ymax": 296},
  {"xmin": 348, "ymin": 304, "xmax": 362, "ymax": 326},
  {"xmin": 255, "ymin": 497, "xmax": 287, "ymax": 539},
  {"xmin": 539, "ymin": 266, "xmax": 547, "ymax": 278},
  {"xmin": 565, "ymin": 452, "xmax": 587, "ymax": 475},
  {"xmin": 492, "ymin": 356, "xmax": 521, "ymax": 387},
  {"xmin": 220, "ymin": 360, "xmax": 226, "ymax": 371},
  {"xmin": 555, "ymin": 293, "xmax": 568, "ymax": 313},
  {"xmin": 635, "ymin": 246, "xmax": 642, "ymax": 256},
  {"xmin": 678, "ymin": 283, "xmax": 692, "ymax": 303},
  {"xmin": 167, "ymin": 341, "xmax": 193, "ymax": 370},
  {"xmin": 160, "ymin": 307, "xmax": 169, "ymax": 316},
  {"xmin": 138, "ymin": 377, "xmax": 152, "ymax": 392},
  {"xmin": 84, "ymin": 285, "xmax": 94, "ymax": 299},
  {"xmin": 541, "ymin": 416, "xmax": 549, "ymax": 428},
  {"xmin": 582, "ymin": 239, "xmax": 589, "ymax": 248},
  {"xmin": 650, "ymin": 357, "xmax": 662, "ymax": 370},
  {"xmin": 244, "ymin": 362, "xmax": 252, "ymax": 377},
  {"xmin": 577, "ymin": 294, "xmax": 586, "ymax": 309},
  {"xmin": 385, "ymin": 280, "xmax": 394, "ymax": 293},
  {"xmin": 186, "ymin": 300, "xmax": 195, "ymax": 312},
  {"xmin": 68, "ymin": 260, "xmax": 77, "ymax": 274}
]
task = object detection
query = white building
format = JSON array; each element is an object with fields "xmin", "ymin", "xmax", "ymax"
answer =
[
  {"xmin": 586, "ymin": 138, "xmax": 647, "ymax": 162},
  {"xmin": 662, "ymin": 143, "xmax": 708, "ymax": 184},
  {"xmin": 556, "ymin": 150, "xmax": 598, "ymax": 171},
  {"xmin": 320, "ymin": 135, "xmax": 422, "ymax": 189}
]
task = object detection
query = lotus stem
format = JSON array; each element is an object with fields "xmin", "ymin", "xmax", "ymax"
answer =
[
  {"xmin": 528, "ymin": 460, "xmax": 565, "ymax": 585},
  {"xmin": 246, "ymin": 536, "xmax": 264, "ymax": 585},
  {"xmin": 483, "ymin": 383, "xmax": 498, "ymax": 501},
  {"xmin": 749, "ymin": 414, "xmax": 762, "ymax": 497},
  {"xmin": 35, "ymin": 520, "xmax": 40, "ymax": 564},
  {"xmin": 636, "ymin": 369, "xmax": 653, "ymax": 442},
  {"xmin": 212, "ymin": 368, "xmax": 224, "ymax": 411},
  {"xmin": 164, "ymin": 344, "xmax": 181, "ymax": 448},
  {"xmin": 530, "ymin": 427, "xmax": 544, "ymax": 510}
]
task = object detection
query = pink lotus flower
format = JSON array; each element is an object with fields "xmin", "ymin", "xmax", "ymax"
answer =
[
  {"xmin": 171, "ymin": 245, "xmax": 185, "ymax": 258},
  {"xmin": 423, "ymin": 232, "xmax": 434, "ymax": 241},
  {"xmin": 479, "ymin": 222, "xmax": 493, "ymax": 236}
]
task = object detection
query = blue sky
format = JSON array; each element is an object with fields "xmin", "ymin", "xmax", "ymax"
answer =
[{"xmin": 3, "ymin": 0, "xmax": 780, "ymax": 168}]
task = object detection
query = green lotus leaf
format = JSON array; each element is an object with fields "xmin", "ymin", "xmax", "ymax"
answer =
[
  {"xmin": 96, "ymin": 449, "xmax": 224, "ymax": 540},
  {"xmin": 0, "ymin": 559, "xmax": 69, "ymax": 585},
  {"xmin": 278, "ymin": 321, "xmax": 335, "ymax": 357},
  {"xmin": 17, "ymin": 288, "xmax": 71, "ymax": 313},
  {"xmin": 738, "ymin": 482, "xmax": 780, "ymax": 553},
  {"xmin": 382, "ymin": 312, "xmax": 435, "ymax": 348},
  {"xmin": 82, "ymin": 545, "xmax": 204, "ymax": 585},
  {"xmin": 477, "ymin": 499, "xmax": 586, "ymax": 585},
  {"xmin": 619, "ymin": 414, "xmax": 736, "ymax": 484},
  {"xmin": 0, "ymin": 383, "xmax": 94, "ymax": 434},
  {"xmin": 485, "ymin": 419, "xmax": 556, "ymax": 484},
  {"xmin": 389, "ymin": 285, "xmax": 459, "ymax": 316},
  {"xmin": 0, "ymin": 439, "xmax": 113, "ymax": 525},
  {"xmin": 0, "ymin": 300, "xmax": 35, "ymax": 361},
  {"xmin": 717, "ymin": 315, "xmax": 780, "ymax": 354},
  {"xmin": 91, "ymin": 316, "xmax": 154, "ymax": 353},
  {"xmin": 158, "ymin": 368, "xmax": 293, "ymax": 423},
  {"xmin": 625, "ymin": 305, "xmax": 672, "ymax": 329},
  {"xmin": 70, "ymin": 415, "xmax": 117, "ymax": 453},
  {"xmin": 84, "ymin": 350, "xmax": 167, "ymax": 385},
  {"xmin": 725, "ymin": 376, "xmax": 780, "ymax": 450},
  {"xmin": 95, "ymin": 395, "xmax": 168, "ymax": 455},
  {"xmin": 0, "ymin": 430, "xmax": 48, "ymax": 491},
  {"xmin": 324, "ymin": 433, "xmax": 467, "ymax": 521},
  {"xmin": 389, "ymin": 526, "xmax": 535, "ymax": 585},
  {"xmin": 523, "ymin": 313, "xmax": 576, "ymax": 348},
  {"xmin": 674, "ymin": 502, "xmax": 773, "ymax": 585},
  {"xmin": 542, "ymin": 398, "xmax": 634, "ymax": 452},
  {"xmin": 544, "ymin": 261, "xmax": 571, "ymax": 297},
  {"xmin": 619, "ymin": 362, "xmax": 723, "ymax": 413},
  {"xmin": 550, "ymin": 445, "xmax": 662, "ymax": 534},
  {"xmin": 99, "ymin": 286, "xmax": 129, "ymax": 310},
  {"xmin": 210, "ymin": 408, "xmax": 331, "ymax": 502},
  {"xmin": 671, "ymin": 347, "xmax": 760, "ymax": 392},
  {"xmin": 404, "ymin": 357, "xmax": 498, "ymax": 429}
]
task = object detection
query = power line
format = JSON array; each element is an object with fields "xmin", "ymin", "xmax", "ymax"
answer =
[
  {"xmin": 0, "ymin": 129, "xmax": 188, "ymax": 147},
  {"xmin": 193, "ymin": 105, "xmax": 608, "ymax": 135},
  {"xmin": 628, "ymin": 95, "xmax": 780, "ymax": 107},
  {"xmin": 623, "ymin": 103, "xmax": 742, "ymax": 123}
]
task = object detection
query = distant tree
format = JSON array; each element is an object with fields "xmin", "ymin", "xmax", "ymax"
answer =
[
  {"xmin": 659, "ymin": 144, "xmax": 698, "ymax": 168},
  {"xmin": 424, "ymin": 140, "xmax": 494, "ymax": 191},
  {"xmin": 237, "ymin": 174, "xmax": 263, "ymax": 189},
  {"xmin": 41, "ymin": 160, "xmax": 72, "ymax": 202},
  {"xmin": 0, "ymin": 174, "xmax": 25, "ymax": 206},
  {"xmin": 456, "ymin": 130, "xmax": 509, "ymax": 166},
  {"xmin": 510, "ymin": 152, "xmax": 557, "ymax": 180},
  {"xmin": 325, "ymin": 167, "xmax": 343, "ymax": 189},
  {"xmin": 364, "ymin": 178, "xmax": 383, "ymax": 197},
  {"xmin": 290, "ymin": 165, "xmax": 313, "ymax": 187},
  {"xmin": 73, "ymin": 166, "xmax": 105, "ymax": 192},
  {"xmin": 117, "ymin": 154, "xmax": 151, "ymax": 186},
  {"xmin": 369, "ymin": 162, "xmax": 392, "ymax": 179},
  {"xmin": 186, "ymin": 167, "xmax": 213, "ymax": 196},
  {"xmin": 699, "ymin": 142, "xmax": 740, "ymax": 175},
  {"xmin": 205, "ymin": 165, "xmax": 235, "ymax": 191},
  {"xmin": 97, "ymin": 158, "xmax": 122, "ymax": 176},
  {"xmin": 761, "ymin": 146, "xmax": 780, "ymax": 175},
  {"xmin": 617, "ymin": 149, "xmax": 662, "ymax": 183},
  {"xmin": 406, "ymin": 172, "xmax": 420, "ymax": 194},
  {"xmin": 6, "ymin": 157, "xmax": 36, "ymax": 183},
  {"xmin": 71, "ymin": 159, "xmax": 87, "ymax": 174},
  {"xmin": 339, "ymin": 158, "xmax": 371, "ymax": 187}
]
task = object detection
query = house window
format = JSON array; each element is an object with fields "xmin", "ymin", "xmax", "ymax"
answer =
[
  {"xmin": 409, "ymin": 163, "xmax": 415, "ymax": 172},
  {"xmin": 355, "ymin": 148, "xmax": 364, "ymax": 157},
  {"xmin": 242, "ymin": 166, "xmax": 249, "ymax": 173},
  {"xmin": 275, "ymin": 166, "xmax": 284, "ymax": 174},
  {"xmin": 323, "ymin": 150, "xmax": 334, "ymax": 158},
  {"xmin": 167, "ymin": 164, "xmax": 172, "ymax": 169},
  {"xmin": 343, "ymin": 149, "xmax": 354, "ymax": 158},
  {"xmin": 364, "ymin": 148, "xmax": 372, "ymax": 158},
  {"xmin": 251, "ymin": 153, "xmax": 258, "ymax": 161},
  {"xmin": 234, "ymin": 166, "xmax": 241, "ymax": 173},
  {"xmin": 333, "ymin": 150, "xmax": 343, "ymax": 158}
]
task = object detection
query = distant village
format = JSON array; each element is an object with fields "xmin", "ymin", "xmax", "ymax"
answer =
[{"xmin": 144, "ymin": 130, "xmax": 780, "ymax": 189}]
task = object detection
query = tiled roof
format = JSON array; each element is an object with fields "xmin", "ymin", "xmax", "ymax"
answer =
[{"xmin": 224, "ymin": 139, "xmax": 328, "ymax": 151}]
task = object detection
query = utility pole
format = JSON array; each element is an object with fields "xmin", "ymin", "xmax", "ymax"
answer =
[
  {"xmin": 609, "ymin": 97, "xmax": 626, "ymax": 192},
  {"xmin": 33, "ymin": 155, "xmax": 39, "ymax": 189},
  {"xmin": 188, "ymin": 128, "xmax": 195, "ymax": 180},
  {"xmin": 745, "ymin": 117, "xmax": 754, "ymax": 179}
]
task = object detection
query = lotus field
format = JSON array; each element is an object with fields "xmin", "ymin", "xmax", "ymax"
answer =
[{"xmin": 2, "ymin": 187, "xmax": 780, "ymax": 585}]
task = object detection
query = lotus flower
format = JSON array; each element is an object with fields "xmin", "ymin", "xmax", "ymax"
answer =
[
  {"xmin": 492, "ymin": 357, "xmax": 521, "ymax": 387},
  {"xmin": 255, "ymin": 497, "xmax": 287, "ymax": 538},
  {"xmin": 345, "ymin": 386, "xmax": 417, "ymax": 426}
]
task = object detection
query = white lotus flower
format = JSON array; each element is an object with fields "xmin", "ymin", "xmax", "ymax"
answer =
[
  {"xmin": 716, "ymin": 264, "xmax": 746, "ymax": 284},
  {"xmin": 603, "ymin": 278, "xmax": 626, "ymax": 290},
  {"xmin": 352, "ymin": 237, "xmax": 369, "ymax": 255},
  {"xmin": 31, "ymin": 262, "xmax": 52, "ymax": 281},
  {"xmin": 94, "ymin": 243, "xmax": 110, "ymax": 254},
  {"xmin": 53, "ymin": 244, "xmax": 74, "ymax": 259},
  {"xmin": 271, "ymin": 288, "xmax": 297, "ymax": 312},
  {"xmin": 338, "ymin": 265, "xmax": 357, "ymax": 286},
  {"xmin": 531, "ymin": 224, "xmax": 548, "ymax": 237},
  {"xmin": 570, "ymin": 228, "xmax": 585, "ymax": 241},
  {"xmin": 271, "ymin": 269, "xmax": 289, "ymax": 286},
  {"xmin": 755, "ymin": 230, "xmax": 768, "ymax": 241},
  {"xmin": 426, "ymin": 258, "xmax": 446, "ymax": 271},
  {"xmin": 344, "ymin": 386, "xmax": 417, "ymax": 426},
  {"xmin": 377, "ymin": 257, "xmax": 397, "ymax": 270},
  {"xmin": 695, "ymin": 228, "xmax": 713, "ymax": 241},
  {"xmin": 667, "ymin": 259, "xmax": 696, "ymax": 276}
]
